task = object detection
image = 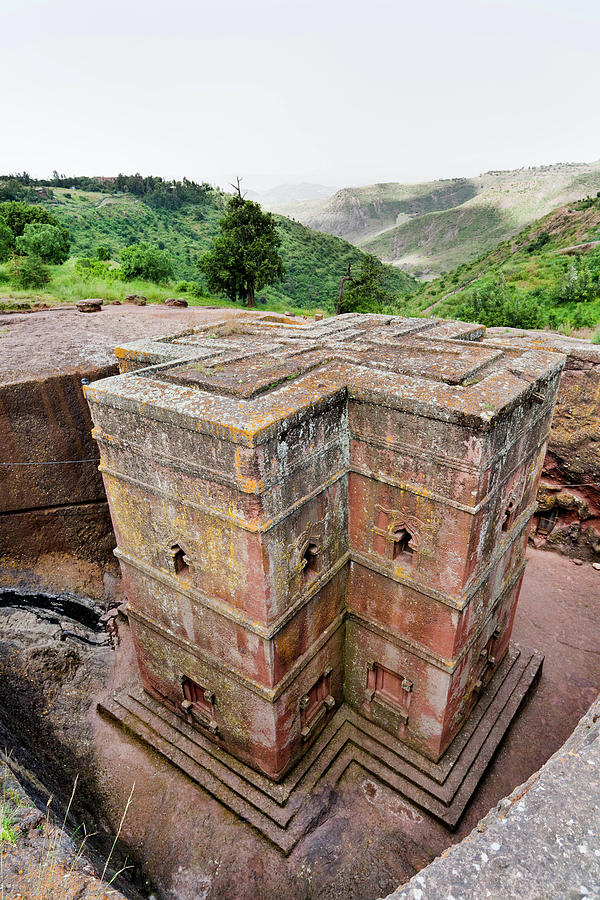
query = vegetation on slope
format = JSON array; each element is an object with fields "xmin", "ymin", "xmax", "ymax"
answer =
[
  {"xmin": 0, "ymin": 174, "xmax": 415, "ymax": 312},
  {"xmin": 404, "ymin": 195, "xmax": 600, "ymax": 330},
  {"xmin": 274, "ymin": 162, "xmax": 600, "ymax": 278}
]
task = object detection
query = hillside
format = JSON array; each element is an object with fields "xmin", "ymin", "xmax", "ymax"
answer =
[
  {"xmin": 269, "ymin": 162, "xmax": 600, "ymax": 278},
  {"xmin": 30, "ymin": 185, "xmax": 414, "ymax": 308},
  {"xmin": 403, "ymin": 195, "xmax": 600, "ymax": 330},
  {"xmin": 247, "ymin": 182, "xmax": 336, "ymax": 207}
]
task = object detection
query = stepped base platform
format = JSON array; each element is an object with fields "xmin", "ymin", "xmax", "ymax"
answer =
[{"xmin": 98, "ymin": 643, "xmax": 542, "ymax": 855}]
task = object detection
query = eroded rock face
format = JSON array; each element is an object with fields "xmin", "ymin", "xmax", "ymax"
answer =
[
  {"xmin": 487, "ymin": 330, "xmax": 600, "ymax": 561},
  {"xmin": 0, "ymin": 367, "xmax": 119, "ymax": 600}
]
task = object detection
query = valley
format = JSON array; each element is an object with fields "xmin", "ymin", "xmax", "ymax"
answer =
[{"xmin": 262, "ymin": 161, "xmax": 600, "ymax": 278}]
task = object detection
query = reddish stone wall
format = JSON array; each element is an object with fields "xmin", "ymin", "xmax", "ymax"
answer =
[
  {"xmin": 486, "ymin": 329, "xmax": 600, "ymax": 562},
  {"xmin": 85, "ymin": 315, "xmax": 564, "ymax": 779},
  {"xmin": 0, "ymin": 367, "xmax": 118, "ymax": 597}
]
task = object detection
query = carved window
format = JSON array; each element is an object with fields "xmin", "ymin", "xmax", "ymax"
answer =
[
  {"xmin": 300, "ymin": 669, "xmax": 330, "ymax": 725},
  {"xmin": 473, "ymin": 629, "xmax": 500, "ymax": 694},
  {"xmin": 182, "ymin": 677, "xmax": 213, "ymax": 715},
  {"xmin": 371, "ymin": 507, "xmax": 420, "ymax": 564},
  {"xmin": 392, "ymin": 528, "xmax": 414, "ymax": 562},
  {"xmin": 302, "ymin": 543, "xmax": 320, "ymax": 581},
  {"xmin": 536, "ymin": 507, "xmax": 558, "ymax": 535},
  {"xmin": 501, "ymin": 501, "xmax": 514, "ymax": 533},
  {"xmin": 299, "ymin": 666, "xmax": 335, "ymax": 741},
  {"xmin": 170, "ymin": 544, "xmax": 189, "ymax": 575},
  {"xmin": 367, "ymin": 663, "xmax": 412, "ymax": 711},
  {"xmin": 181, "ymin": 676, "xmax": 218, "ymax": 734}
]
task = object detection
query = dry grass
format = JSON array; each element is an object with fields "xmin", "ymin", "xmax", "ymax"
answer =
[{"xmin": 1, "ymin": 776, "xmax": 134, "ymax": 900}]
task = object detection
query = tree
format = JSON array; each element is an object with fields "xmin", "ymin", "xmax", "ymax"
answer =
[
  {"xmin": 9, "ymin": 253, "xmax": 50, "ymax": 288},
  {"xmin": 336, "ymin": 263, "xmax": 353, "ymax": 315},
  {"xmin": 339, "ymin": 254, "xmax": 396, "ymax": 313},
  {"xmin": 198, "ymin": 180, "xmax": 284, "ymax": 306},
  {"xmin": 0, "ymin": 201, "xmax": 58, "ymax": 240},
  {"xmin": 16, "ymin": 223, "xmax": 70, "ymax": 264},
  {"xmin": 0, "ymin": 221, "xmax": 12, "ymax": 262},
  {"xmin": 120, "ymin": 243, "xmax": 174, "ymax": 283}
]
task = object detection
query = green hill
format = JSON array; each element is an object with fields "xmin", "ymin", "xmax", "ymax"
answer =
[
  {"xmin": 404, "ymin": 195, "xmax": 600, "ymax": 331},
  {"xmin": 270, "ymin": 162, "xmax": 600, "ymax": 278},
  {"xmin": 0, "ymin": 177, "xmax": 415, "ymax": 310}
]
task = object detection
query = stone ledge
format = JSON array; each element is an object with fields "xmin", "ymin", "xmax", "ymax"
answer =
[
  {"xmin": 98, "ymin": 643, "xmax": 542, "ymax": 855},
  {"xmin": 384, "ymin": 694, "xmax": 600, "ymax": 900}
]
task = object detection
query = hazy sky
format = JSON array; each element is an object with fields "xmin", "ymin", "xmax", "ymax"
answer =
[{"xmin": 3, "ymin": 0, "xmax": 600, "ymax": 191}]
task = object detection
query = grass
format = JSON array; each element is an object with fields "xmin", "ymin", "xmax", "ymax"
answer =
[
  {"xmin": 0, "ymin": 809, "xmax": 16, "ymax": 846},
  {"xmin": 19, "ymin": 187, "xmax": 415, "ymax": 312},
  {"xmin": 0, "ymin": 773, "xmax": 135, "ymax": 900},
  {"xmin": 0, "ymin": 259, "xmax": 328, "ymax": 318}
]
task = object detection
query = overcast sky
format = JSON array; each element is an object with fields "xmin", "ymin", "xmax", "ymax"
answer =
[{"xmin": 3, "ymin": 0, "xmax": 599, "ymax": 191}]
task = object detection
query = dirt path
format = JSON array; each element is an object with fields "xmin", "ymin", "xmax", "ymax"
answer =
[
  {"xmin": 423, "ymin": 277, "xmax": 480, "ymax": 314},
  {"xmin": 553, "ymin": 239, "xmax": 600, "ymax": 255}
]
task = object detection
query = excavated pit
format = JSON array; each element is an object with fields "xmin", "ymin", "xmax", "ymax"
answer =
[{"xmin": 0, "ymin": 308, "xmax": 598, "ymax": 898}]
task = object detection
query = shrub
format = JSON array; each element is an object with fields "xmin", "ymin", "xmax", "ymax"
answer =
[
  {"xmin": 570, "ymin": 305, "xmax": 596, "ymax": 329},
  {"xmin": 527, "ymin": 231, "xmax": 551, "ymax": 253},
  {"xmin": 16, "ymin": 223, "xmax": 70, "ymax": 263},
  {"xmin": 120, "ymin": 243, "xmax": 174, "ymax": 283},
  {"xmin": 0, "ymin": 221, "xmax": 13, "ymax": 262},
  {"xmin": 455, "ymin": 275, "xmax": 546, "ymax": 328},
  {"xmin": 95, "ymin": 245, "xmax": 110, "ymax": 261},
  {"xmin": 0, "ymin": 200, "xmax": 58, "ymax": 238},
  {"xmin": 74, "ymin": 257, "xmax": 111, "ymax": 279},
  {"xmin": 9, "ymin": 253, "xmax": 50, "ymax": 288}
]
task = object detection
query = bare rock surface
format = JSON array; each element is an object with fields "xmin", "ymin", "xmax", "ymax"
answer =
[
  {"xmin": 0, "ymin": 304, "xmax": 244, "ymax": 384},
  {"xmin": 487, "ymin": 328, "xmax": 600, "ymax": 562},
  {"xmin": 383, "ymin": 696, "xmax": 600, "ymax": 900}
]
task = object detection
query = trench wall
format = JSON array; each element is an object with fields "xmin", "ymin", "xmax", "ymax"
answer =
[{"xmin": 0, "ymin": 365, "xmax": 119, "ymax": 599}]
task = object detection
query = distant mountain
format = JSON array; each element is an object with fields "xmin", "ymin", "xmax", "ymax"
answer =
[
  {"xmin": 278, "ymin": 162, "xmax": 600, "ymax": 278},
  {"xmin": 247, "ymin": 182, "xmax": 338, "ymax": 212}
]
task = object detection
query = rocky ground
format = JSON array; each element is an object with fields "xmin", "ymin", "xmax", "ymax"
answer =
[
  {"xmin": 385, "ymin": 695, "xmax": 600, "ymax": 900},
  {"xmin": 0, "ymin": 304, "xmax": 245, "ymax": 384},
  {"xmin": 0, "ymin": 758, "xmax": 128, "ymax": 899},
  {"xmin": 0, "ymin": 550, "xmax": 596, "ymax": 899}
]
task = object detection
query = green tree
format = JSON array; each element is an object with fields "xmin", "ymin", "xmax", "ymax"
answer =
[
  {"xmin": 16, "ymin": 223, "xmax": 70, "ymax": 264},
  {"xmin": 120, "ymin": 243, "xmax": 174, "ymax": 283},
  {"xmin": 455, "ymin": 275, "xmax": 545, "ymax": 328},
  {"xmin": 0, "ymin": 221, "xmax": 13, "ymax": 262},
  {"xmin": 198, "ymin": 182, "xmax": 285, "ymax": 306},
  {"xmin": 9, "ymin": 253, "xmax": 50, "ymax": 288},
  {"xmin": 0, "ymin": 201, "xmax": 58, "ymax": 241},
  {"xmin": 339, "ymin": 254, "xmax": 396, "ymax": 313}
]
